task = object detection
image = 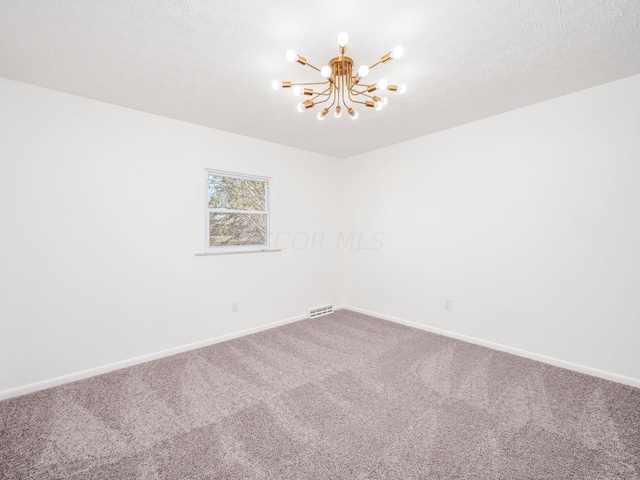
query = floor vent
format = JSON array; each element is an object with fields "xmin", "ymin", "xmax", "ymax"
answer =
[{"xmin": 309, "ymin": 305, "xmax": 333, "ymax": 319}]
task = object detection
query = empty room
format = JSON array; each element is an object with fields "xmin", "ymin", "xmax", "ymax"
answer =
[{"xmin": 1, "ymin": 1, "xmax": 639, "ymax": 479}]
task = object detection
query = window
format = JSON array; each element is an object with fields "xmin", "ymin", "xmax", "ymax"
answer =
[{"xmin": 205, "ymin": 169, "xmax": 271, "ymax": 252}]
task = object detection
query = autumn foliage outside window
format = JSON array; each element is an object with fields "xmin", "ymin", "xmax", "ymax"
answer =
[{"xmin": 206, "ymin": 170, "xmax": 270, "ymax": 250}]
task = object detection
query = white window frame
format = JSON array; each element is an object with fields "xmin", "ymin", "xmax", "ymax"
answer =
[{"xmin": 204, "ymin": 169, "xmax": 272, "ymax": 254}]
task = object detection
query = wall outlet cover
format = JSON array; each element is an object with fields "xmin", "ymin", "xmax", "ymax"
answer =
[{"xmin": 444, "ymin": 298, "xmax": 453, "ymax": 310}]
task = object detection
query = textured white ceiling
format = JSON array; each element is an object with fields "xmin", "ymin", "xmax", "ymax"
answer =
[{"xmin": 1, "ymin": 0, "xmax": 639, "ymax": 158}]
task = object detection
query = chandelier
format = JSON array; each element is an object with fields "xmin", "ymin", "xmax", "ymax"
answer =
[{"xmin": 272, "ymin": 32, "xmax": 406, "ymax": 120}]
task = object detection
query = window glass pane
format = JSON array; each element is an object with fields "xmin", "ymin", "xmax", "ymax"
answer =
[
  {"xmin": 208, "ymin": 175, "xmax": 266, "ymax": 211},
  {"xmin": 209, "ymin": 212, "xmax": 267, "ymax": 246}
]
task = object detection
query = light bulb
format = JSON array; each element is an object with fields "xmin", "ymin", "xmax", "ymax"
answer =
[
  {"xmin": 350, "ymin": 110, "xmax": 359, "ymax": 120},
  {"xmin": 335, "ymin": 107, "xmax": 342, "ymax": 118},
  {"xmin": 321, "ymin": 65, "xmax": 332, "ymax": 78},
  {"xmin": 378, "ymin": 78, "xmax": 389, "ymax": 90},
  {"xmin": 317, "ymin": 111, "xmax": 325, "ymax": 120},
  {"xmin": 292, "ymin": 86, "xmax": 302, "ymax": 96},
  {"xmin": 358, "ymin": 65, "xmax": 369, "ymax": 78},
  {"xmin": 380, "ymin": 97, "xmax": 388, "ymax": 106},
  {"xmin": 337, "ymin": 32, "xmax": 349, "ymax": 47},
  {"xmin": 399, "ymin": 84, "xmax": 407, "ymax": 94},
  {"xmin": 286, "ymin": 49, "xmax": 297, "ymax": 62},
  {"xmin": 391, "ymin": 46, "xmax": 404, "ymax": 59},
  {"xmin": 296, "ymin": 103, "xmax": 304, "ymax": 113},
  {"xmin": 271, "ymin": 80, "xmax": 280, "ymax": 91},
  {"xmin": 375, "ymin": 101, "xmax": 383, "ymax": 111}
]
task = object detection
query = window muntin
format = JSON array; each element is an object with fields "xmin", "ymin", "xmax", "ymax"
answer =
[{"xmin": 206, "ymin": 170, "xmax": 270, "ymax": 250}]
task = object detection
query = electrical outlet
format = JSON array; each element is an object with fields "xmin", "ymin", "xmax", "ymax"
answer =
[
  {"xmin": 231, "ymin": 301, "xmax": 239, "ymax": 313},
  {"xmin": 444, "ymin": 298, "xmax": 453, "ymax": 310}
]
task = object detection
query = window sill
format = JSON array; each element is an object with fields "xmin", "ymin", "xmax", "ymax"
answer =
[{"xmin": 195, "ymin": 248, "xmax": 282, "ymax": 257}]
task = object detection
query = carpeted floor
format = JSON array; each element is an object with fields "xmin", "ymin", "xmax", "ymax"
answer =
[{"xmin": 1, "ymin": 310, "xmax": 639, "ymax": 479}]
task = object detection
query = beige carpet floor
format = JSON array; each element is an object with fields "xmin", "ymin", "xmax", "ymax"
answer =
[{"xmin": 1, "ymin": 309, "xmax": 639, "ymax": 479}]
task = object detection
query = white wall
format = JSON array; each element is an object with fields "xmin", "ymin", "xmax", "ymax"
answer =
[
  {"xmin": 2, "ymin": 73, "xmax": 639, "ymax": 396},
  {"xmin": 0, "ymin": 78, "xmax": 342, "ymax": 394},
  {"xmin": 343, "ymin": 74, "xmax": 640, "ymax": 382}
]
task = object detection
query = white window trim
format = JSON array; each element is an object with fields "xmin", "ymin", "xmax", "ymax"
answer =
[{"xmin": 203, "ymin": 169, "xmax": 274, "ymax": 254}]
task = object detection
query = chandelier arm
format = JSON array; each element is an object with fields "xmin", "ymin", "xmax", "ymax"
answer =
[
  {"xmin": 353, "ymin": 91, "xmax": 376, "ymax": 101},
  {"xmin": 291, "ymin": 81, "xmax": 330, "ymax": 86},
  {"xmin": 350, "ymin": 88, "xmax": 374, "ymax": 96},
  {"xmin": 309, "ymin": 87, "xmax": 332, "ymax": 101},
  {"xmin": 304, "ymin": 62, "xmax": 321, "ymax": 73},
  {"xmin": 369, "ymin": 52, "xmax": 392, "ymax": 70},
  {"xmin": 311, "ymin": 93, "xmax": 332, "ymax": 105},
  {"xmin": 346, "ymin": 89, "xmax": 369, "ymax": 106},
  {"xmin": 356, "ymin": 82, "xmax": 375, "ymax": 87},
  {"xmin": 327, "ymin": 90, "xmax": 337, "ymax": 109},
  {"xmin": 341, "ymin": 77, "xmax": 352, "ymax": 108},
  {"xmin": 321, "ymin": 84, "xmax": 337, "ymax": 110}
]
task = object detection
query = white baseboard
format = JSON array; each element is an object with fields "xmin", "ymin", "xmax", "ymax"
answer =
[
  {"xmin": 0, "ymin": 313, "xmax": 310, "ymax": 401},
  {"xmin": 6, "ymin": 304, "xmax": 633, "ymax": 400},
  {"xmin": 343, "ymin": 305, "xmax": 640, "ymax": 389}
]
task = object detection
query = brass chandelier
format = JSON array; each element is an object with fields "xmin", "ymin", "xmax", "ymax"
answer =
[{"xmin": 272, "ymin": 32, "xmax": 406, "ymax": 120}]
